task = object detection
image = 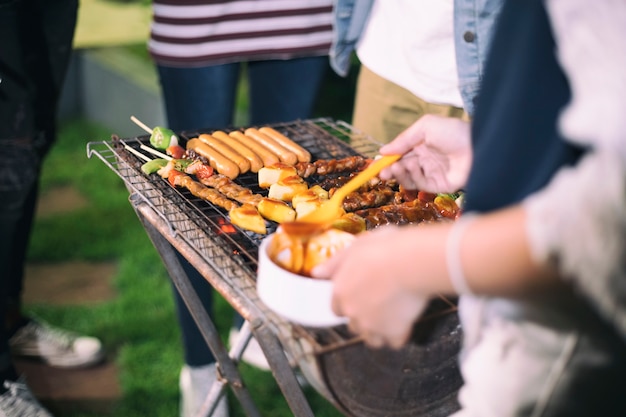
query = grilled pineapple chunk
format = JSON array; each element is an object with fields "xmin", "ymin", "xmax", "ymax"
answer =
[
  {"xmin": 258, "ymin": 163, "xmax": 298, "ymax": 188},
  {"xmin": 258, "ymin": 198, "xmax": 296, "ymax": 223},
  {"xmin": 229, "ymin": 204, "xmax": 267, "ymax": 234},
  {"xmin": 268, "ymin": 175, "xmax": 308, "ymax": 202}
]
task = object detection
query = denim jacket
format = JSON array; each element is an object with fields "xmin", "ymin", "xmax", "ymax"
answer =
[{"xmin": 330, "ymin": 0, "xmax": 503, "ymax": 115}]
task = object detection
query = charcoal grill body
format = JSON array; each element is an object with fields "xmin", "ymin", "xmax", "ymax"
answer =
[{"xmin": 87, "ymin": 118, "xmax": 463, "ymax": 417}]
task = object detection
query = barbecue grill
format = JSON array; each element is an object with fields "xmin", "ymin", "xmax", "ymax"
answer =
[{"xmin": 87, "ymin": 118, "xmax": 463, "ymax": 417}]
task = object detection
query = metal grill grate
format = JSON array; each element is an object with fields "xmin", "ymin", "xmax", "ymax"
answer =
[{"xmin": 86, "ymin": 118, "xmax": 456, "ymax": 354}]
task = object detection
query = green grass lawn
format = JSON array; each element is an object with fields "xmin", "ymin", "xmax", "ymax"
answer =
[{"xmin": 27, "ymin": 69, "xmax": 356, "ymax": 415}]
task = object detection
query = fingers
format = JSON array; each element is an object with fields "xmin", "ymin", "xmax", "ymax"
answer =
[{"xmin": 379, "ymin": 118, "xmax": 427, "ymax": 156}]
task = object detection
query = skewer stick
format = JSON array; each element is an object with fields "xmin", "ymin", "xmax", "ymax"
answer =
[
  {"xmin": 124, "ymin": 144, "xmax": 152, "ymax": 162},
  {"xmin": 141, "ymin": 144, "xmax": 172, "ymax": 161},
  {"xmin": 130, "ymin": 115, "xmax": 153, "ymax": 134}
]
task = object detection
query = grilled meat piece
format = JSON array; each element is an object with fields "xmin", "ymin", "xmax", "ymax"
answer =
[
  {"xmin": 354, "ymin": 199, "xmax": 446, "ymax": 229},
  {"xmin": 295, "ymin": 156, "xmax": 371, "ymax": 178}
]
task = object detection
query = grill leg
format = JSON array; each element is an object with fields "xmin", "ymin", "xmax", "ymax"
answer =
[
  {"xmin": 133, "ymin": 200, "xmax": 316, "ymax": 417},
  {"xmin": 133, "ymin": 202, "xmax": 262, "ymax": 417}
]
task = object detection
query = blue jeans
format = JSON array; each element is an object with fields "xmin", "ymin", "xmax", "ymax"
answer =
[
  {"xmin": 157, "ymin": 56, "xmax": 329, "ymax": 131},
  {"xmin": 156, "ymin": 56, "xmax": 329, "ymax": 366}
]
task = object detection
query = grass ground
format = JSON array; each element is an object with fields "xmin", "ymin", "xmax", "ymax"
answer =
[{"xmin": 26, "ymin": 63, "xmax": 356, "ymax": 416}]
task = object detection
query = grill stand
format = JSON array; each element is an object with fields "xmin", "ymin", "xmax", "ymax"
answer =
[{"xmin": 132, "ymin": 199, "xmax": 316, "ymax": 417}]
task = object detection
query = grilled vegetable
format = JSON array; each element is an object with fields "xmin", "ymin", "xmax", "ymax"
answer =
[{"xmin": 150, "ymin": 126, "xmax": 179, "ymax": 150}]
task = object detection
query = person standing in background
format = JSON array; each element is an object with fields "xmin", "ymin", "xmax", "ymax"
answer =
[
  {"xmin": 147, "ymin": 1, "xmax": 334, "ymax": 416},
  {"xmin": 0, "ymin": 0, "xmax": 105, "ymax": 415},
  {"xmin": 330, "ymin": 0, "xmax": 503, "ymax": 141}
]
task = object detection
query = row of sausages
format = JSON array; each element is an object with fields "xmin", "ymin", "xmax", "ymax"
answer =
[{"xmin": 186, "ymin": 127, "xmax": 311, "ymax": 179}]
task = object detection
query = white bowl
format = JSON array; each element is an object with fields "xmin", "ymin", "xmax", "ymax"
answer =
[{"xmin": 257, "ymin": 234, "xmax": 348, "ymax": 328}]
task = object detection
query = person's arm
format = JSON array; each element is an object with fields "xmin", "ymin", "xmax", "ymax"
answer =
[{"xmin": 524, "ymin": 0, "xmax": 626, "ymax": 337}]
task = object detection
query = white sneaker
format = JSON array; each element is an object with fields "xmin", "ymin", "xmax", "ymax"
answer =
[
  {"xmin": 0, "ymin": 379, "xmax": 53, "ymax": 417},
  {"xmin": 179, "ymin": 364, "xmax": 228, "ymax": 417},
  {"xmin": 228, "ymin": 328, "xmax": 270, "ymax": 371},
  {"xmin": 9, "ymin": 320, "xmax": 104, "ymax": 368}
]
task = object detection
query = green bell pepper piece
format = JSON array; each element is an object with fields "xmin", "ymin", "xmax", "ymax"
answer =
[
  {"xmin": 150, "ymin": 126, "xmax": 178, "ymax": 150},
  {"xmin": 141, "ymin": 158, "xmax": 168, "ymax": 175}
]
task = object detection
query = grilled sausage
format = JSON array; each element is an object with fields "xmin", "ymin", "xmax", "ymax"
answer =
[
  {"xmin": 258, "ymin": 127, "xmax": 311, "ymax": 163},
  {"xmin": 198, "ymin": 133, "xmax": 251, "ymax": 174},
  {"xmin": 212, "ymin": 130, "xmax": 264, "ymax": 173},
  {"xmin": 229, "ymin": 130, "xmax": 280, "ymax": 167},
  {"xmin": 186, "ymin": 138, "xmax": 240, "ymax": 180},
  {"xmin": 244, "ymin": 127, "xmax": 298, "ymax": 165}
]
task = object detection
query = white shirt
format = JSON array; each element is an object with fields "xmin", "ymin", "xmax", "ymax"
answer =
[{"xmin": 356, "ymin": 0, "xmax": 463, "ymax": 107}]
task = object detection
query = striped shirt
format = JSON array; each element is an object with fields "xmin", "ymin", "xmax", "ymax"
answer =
[{"xmin": 149, "ymin": 0, "xmax": 335, "ymax": 67}]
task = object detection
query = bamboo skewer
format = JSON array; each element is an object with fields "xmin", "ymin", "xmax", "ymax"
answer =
[
  {"xmin": 140, "ymin": 144, "xmax": 172, "ymax": 160},
  {"xmin": 131, "ymin": 115, "xmax": 153, "ymax": 134},
  {"xmin": 124, "ymin": 144, "xmax": 152, "ymax": 162}
]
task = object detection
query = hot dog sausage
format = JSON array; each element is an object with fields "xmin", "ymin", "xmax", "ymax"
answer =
[
  {"xmin": 198, "ymin": 133, "xmax": 251, "ymax": 174},
  {"xmin": 244, "ymin": 128, "xmax": 298, "ymax": 165},
  {"xmin": 258, "ymin": 127, "xmax": 311, "ymax": 163},
  {"xmin": 212, "ymin": 130, "xmax": 264, "ymax": 173},
  {"xmin": 228, "ymin": 130, "xmax": 280, "ymax": 167},
  {"xmin": 186, "ymin": 138, "xmax": 240, "ymax": 180}
]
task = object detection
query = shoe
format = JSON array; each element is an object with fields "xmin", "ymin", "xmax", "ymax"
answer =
[
  {"xmin": 179, "ymin": 364, "xmax": 228, "ymax": 417},
  {"xmin": 9, "ymin": 320, "xmax": 104, "ymax": 368},
  {"xmin": 0, "ymin": 378, "xmax": 53, "ymax": 417},
  {"xmin": 228, "ymin": 328, "xmax": 270, "ymax": 371}
]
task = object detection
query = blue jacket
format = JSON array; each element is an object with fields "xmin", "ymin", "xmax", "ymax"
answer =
[{"xmin": 329, "ymin": 0, "xmax": 502, "ymax": 115}]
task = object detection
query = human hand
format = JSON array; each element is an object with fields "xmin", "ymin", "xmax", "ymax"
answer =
[
  {"xmin": 311, "ymin": 226, "xmax": 430, "ymax": 349},
  {"xmin": 378, "ymin": 114, "xmax": 472, "ymax": 193}
]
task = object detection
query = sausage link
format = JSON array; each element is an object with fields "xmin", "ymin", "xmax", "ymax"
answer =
[
  {"xmin": 229, "ymin": 130, "xmax": 280, "ymax": 167},
  {"xmin": 186, "ymin": 138, "xmax": 240, "ymax": 179},
  {"xmin": 212, "ymin": 130, "xmax": 264, "ymax": 173},
  {"xmin": 244, "ymin": 128, "xmax": 298, "ymax": 165},
  {"xmin": 198, "ymin": 133, "xmax": 251, "ymax": 174},
  {"xmin": 258, "ymin": 127, "xmax": 311, "ymax": 163}
]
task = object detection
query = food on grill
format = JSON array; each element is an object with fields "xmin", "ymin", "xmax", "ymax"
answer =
[
  {"xmin": 257, "ymin": 197, "xmax": 296, "ymax": 224},
  {"xmin": 229, "ymin": 203, "xmax": 267, "ymax": 235},
  {"xmin": 267, "ymin": 227, "xmax": 355, "ymax": 277},
  {"xmin": 150, "ymin": 126, "xmax": 179, "ymax": 150},
  {"xmin": 258, "ymin": 163, "xmax": 298, "ymax": 188},
  {"xmin": 335, "ymin": 183, "xmax": 397, "ymax": 212},
  {"xmin": 187, "ymin": 138, "xmax": 240, "ymax": 179},
  {"xmin": 268, "ymin": 175, "xmax": 309, "ymax": 202},
  {"xmin": 295, "ymin": 156, "xmax": 371, "ymax": 178},
  {"xmin": 291, "ymin": 186, "xmax": 330, "ymax": 219},
  {"xmin": 168, "ymin": 170, "xmax": 239, "ymax": 211},
  {"xmin": 198, "ymin": 133, "xmax": 251, "ymax": 174},
  {"xmin": 353, "ymin": 199, "xmax": 445, "ymax": 228},
  {"xmin": 229, "ymin": 130, "xmax": 280, "ymax": 167},
  {"xmin": 294, "ymin": 197, "xmax": 323, "ymax": 219},
  {"xmin": 244, "ymin": 127, "xmax": 298, "ymax": 165},
  {"xmin": 258, "ymin": 126, "xmax": 311, "ymax": 163},
  {"xmin": 166, "ymin": 144, "xmax": 185, "ymax": 159},
  {"xmin": 291, "ymin": 185, "xmax": 329, "ymax": 207},
  {"xmin": 331, "ymin": 213, "xmax": 367, "ymax": 234},
  {"xmin": 199, "ymin": 174, "xmax": 263, "ymax": 206},
  {"xmin": 212, "ymin": 130, "xmax": 264, "ymax": 172},
  {"xmin": 141, "ymin": 158, "xmax": 168, "ymax": 175}
]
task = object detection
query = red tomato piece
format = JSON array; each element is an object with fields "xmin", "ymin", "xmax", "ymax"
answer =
[
  {"xmin": 194, "ymin": 164, "xmax": 214, "ymax": 181},
  {"xmin": 167, "ymin": 169, "xmax": 184, "ymax": 187},
  {"xmin": 166, "ymin": 145, "xmax": 185, "ymax": 159}
]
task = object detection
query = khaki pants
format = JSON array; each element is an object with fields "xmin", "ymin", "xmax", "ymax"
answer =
[{"xmin": 352, "ymin": 65, "xmax": 468, "ymax": 144}]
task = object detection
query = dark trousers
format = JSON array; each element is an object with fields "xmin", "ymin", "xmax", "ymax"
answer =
[
  {"xmin": 157, "ymin": 56, "xmax": 328, "ymax": 366},
  {"xmin": 0, "ymin": 0, "xmax": 78, "ymax": 366}
]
